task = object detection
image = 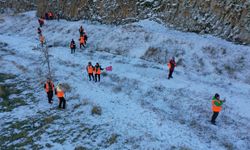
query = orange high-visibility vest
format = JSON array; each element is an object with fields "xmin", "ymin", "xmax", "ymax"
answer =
[
  {"xmin": 40, "ymin": 36, "xmax": 45, "ymax": 43},
  {"xmin": 167, "ymin": 63, "xmax": 171, "ymax": 69},
  {"xmin": 212, "ymin": 100, "xmax": 222, "ymax": 112},
  {"xmin": 56, "ymin": 87, "xmax": 64, "ymax": 98},
  {"xmin": 96, "ymin": 67, "xmax": 101, "ymax": 75},
  {"xmin": 79, "ymin": 37, "xmax": 85, "ymax": 44},
  {"xmin": 87, "ymin": 66, "xmax": 93, "ymax": 73},
  {"xmin": 45, "ymin": 82, "xmax": 54, "ymax": 92}
]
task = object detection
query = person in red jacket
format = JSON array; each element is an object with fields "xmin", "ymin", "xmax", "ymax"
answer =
[
  {"xmin": 168, "ymin": 57, "xmax": 176, "ymax": 79},
  {"xmin": 211, "ymin": 93, "xmax": 226, "ymax": 125},
  {"xmin": 44, "ymin": 78, "xmax": 54, "ymax": 104}
]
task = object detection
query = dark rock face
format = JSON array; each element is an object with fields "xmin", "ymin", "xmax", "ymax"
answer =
[
  {"xmin": 0, "ymin": 0, "xmax": 37, "ymax": 13},
  {"xmin": 2, "ymin": 0, "xmax": 250, "ymax": 45}
]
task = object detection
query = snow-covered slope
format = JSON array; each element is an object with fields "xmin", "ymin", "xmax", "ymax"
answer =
[{"xmin": 0, "ymin": 11, "xmax": 250, "ymax": 149}]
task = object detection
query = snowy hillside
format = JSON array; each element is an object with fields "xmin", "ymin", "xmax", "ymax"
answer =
[{"xmin": 0, "ymin": 11, "xmax": 250, "ymax": 149}]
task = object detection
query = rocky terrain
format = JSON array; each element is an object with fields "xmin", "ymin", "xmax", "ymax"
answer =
[{"xmin": 36, "ymin": 0, "xmax": 250, "ymax": 45}]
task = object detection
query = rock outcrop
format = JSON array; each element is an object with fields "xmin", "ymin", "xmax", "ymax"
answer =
[
  {"xmin": 3, "ymin": 0, "xmax": 250, "ymax": 45},
  {"xmin": 0, "ymin": 0, "xmax": 37, "ymax": 13}
]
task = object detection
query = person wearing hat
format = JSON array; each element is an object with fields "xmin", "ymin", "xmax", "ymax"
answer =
[
  {"xmin": 168, "ymin": 57, "xmax": 176, "ymax": 79},
  {"xmin": 86, "ymin": 62, "xmax": 95, "ymax": 81},
  {"xmin": 94, "ymin": 63, "xmax": 104, "ymax": 82},
  {"xmin": 44, "ymin": 78, "xmax": 54, "ymax": 104},
  {"xmin": 55, "ymin": 83, "xmax": 66, "ymax": 109},
  {"xmin": 211, "ymin": 93, "xmax": 226, "ymax": 125}
]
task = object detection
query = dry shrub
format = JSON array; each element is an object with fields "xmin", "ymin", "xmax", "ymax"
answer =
[
  {"xmin": 91, "ymin": 106, "xmax": 102, "ymax": 116},
  {"xmin": 61, "ymin": 83, "xmax": 72, "ymax": 93},
  {"xmin": 112, "ymin": 85, "xmax": 122, "ymax": 93},
  {"xmin": 107, "ymin": 134, "xmax": 119, "ymax": 145},
  {"xmin": 102, "ymin": 72, "xmax": 108, "ymax": 77}
]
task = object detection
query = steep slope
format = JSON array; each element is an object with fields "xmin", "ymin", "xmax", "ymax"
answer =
[
  {"xmin": 37, "ymin": 0, "xmax": 250, "ymax": 45},
  {"xmin": 0, "ymin": 11, "xmax": 250, "ymax": 149}
]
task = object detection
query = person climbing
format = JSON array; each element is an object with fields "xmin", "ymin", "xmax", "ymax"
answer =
[
  {"xmin": 79, "ymin": 36, "xmax": 85, "ymax": 49},
  {"xmin": 94, "ymin": 63, "xmax": 104, "ymax": 82},
  {"xmin": 39, "ymin": 35, "xmax": 45, "ymax": 47},
  {"xmin": 79, "ymin": 26, "xmax": 84, "ymax": 36},
  {"xmin": 168, "ymin": 57, "xmax": 176, "ymax": 79},
  {"xmin": 86, "ymin": 62, "xmax": 95, "ymax": 81},
  {"xmin": 55, "ymin": 83, "xmax": 66, "ymax": 109},
  {"xmin": 38, "ymin": 17, "xmax": 44, "ymax": 27},
  {"xmin": 48, "ymin": 11, "xmax": 53, "ymax": 20},
  {"xmin": 83, "ymin": 31, "xmax": 88, "ymax": 45},
  {"xmin": 44, "ymin": 78, "xmax": 54, "ymax": 104},
  {"xmin": 37, "ymin": 27, "xmax": 42, "ymax": 36},
  {"xmin": 211, "ymin": 93, "xmax": 226, "ymax": 125},
  {"xmin": 70, "ymin": 39, "xmax": 76, "ymax": 54}
]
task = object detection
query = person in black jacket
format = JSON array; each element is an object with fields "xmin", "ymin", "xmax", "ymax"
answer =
[{"xmin": 70, "ymin": 39, "xmax": 76, "ymax": 54}]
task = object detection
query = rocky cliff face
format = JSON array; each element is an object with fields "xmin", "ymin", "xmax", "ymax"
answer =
[
  {"xmin": 5, "ymin": 0, "xmax": 250, "ymax": 45},
  {"xmin": 0, "ymin": 0, "xmax": 37, "ymax": 13}
]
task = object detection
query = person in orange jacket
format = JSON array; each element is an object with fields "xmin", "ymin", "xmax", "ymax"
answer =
[
  {"xmin": 70, "ymin": 39, "xmax": 76, "ymax": 54},
  {"xmin": 94, "ymin": 63, "xmax": 104, "ymax": 82},
  {"xmin": 44, "ymin": 78, "xmax": 54, "ymax": 104},
  {"xmin": 55, "ymin": 83, "xmax": 66, "ymax": 109},
  {"xmin": 86, "ymin": 62, "xmax": 95, "ymax": 81},
  {"xmin": 211, "ymin": 93, "xmax": 226, "ymax": 125},
  {"xmin": 168, "ymin": 57, "xmax": 176, "ymax": 79},
  {"xmin": 79, "ymin": 36, "xmax": 85, "ymax": 49}
]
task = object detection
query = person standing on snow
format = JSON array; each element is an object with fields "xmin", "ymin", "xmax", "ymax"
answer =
[
  {"xmin": 94, "ymin": 63, "xmax": 104, "ymax": 82},
  {"xmin": 70, "ymin": 39, "xmax": 76, "ymax": 54},
  {"xmin": 55, "ymin": 83, "xmax": 66, "ymax": 109},
  {"xmin": 168, "ymin": 57, "xmax": 176, "ymax": 79},
  {"xmin": 39, "ymin": 35, "xmax": 45, "ymax": 47},
  {"xmin": 79, "ymin": 26, "xmax": 84, "ymax": 36},
  {"xmin": 37, "ymin": 27, "xmax": 42, "ymax": 36},
  {"xmin": 38, "ymin": 17, "xmax": 45, "ymax": 27},
  {"xmin": 211, "ymin": 93, "xmax": 226, "ymax": 125},
  {"xmin": 79, "ymin": 36, "xmax": 85, "ymax": 49},
  {"xmin": 86, "ymin": 62, "xmax": 95, "ymax": 81},
  {"xmin": 44, "ymin": 78, "xmax": 54, "ymax": 104}
]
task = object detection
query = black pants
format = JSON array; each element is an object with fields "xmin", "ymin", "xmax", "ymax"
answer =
[
  {"xmin": 58, "ymin": 97, "xmax": 66, "ymax": 109},
  {"xmin": 80, "ymin": 43, "xmax": 85, "ymax": 49},
  {"xmin": 88, "ymin": 73, "xmax": 94, "ymax": 81},
  {"xmin": 95, "ymin": 74, "xmax": 100, "ymax": 82},
  {"xmin": 211, "ymin": 112, "xmax": 219, "ymax": 123},
  {"xmin": 71, "ymin": 48, "xmax": 75, "ymax": 54},
  {"xmin": 168, "ymin": 68, "xmax": 174, "ymax": 79},
  {"xmin": 47, "ymin": 91, "xmax": 53, "ymax": 104}
]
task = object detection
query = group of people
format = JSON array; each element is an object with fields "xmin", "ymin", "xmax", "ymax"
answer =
[
  {"xmin": 39, "ymin": 15, "xmax": 225, "ymax": 125},
  {"xmin": 70, "ymin": 26, "xmax": 88, "ymax": 53},
  {"xmin": 44, "ymin": 61, "xmax": 105, "ymax": 109},
  {"xmin": 86, "ymin": 62, "xmax": 104, "ymax": 82},
  {"xmin": 44, "ymin": 79, "xmax": 66, "ymax": 109}
]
